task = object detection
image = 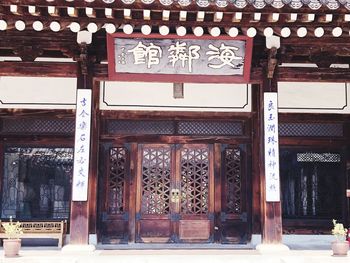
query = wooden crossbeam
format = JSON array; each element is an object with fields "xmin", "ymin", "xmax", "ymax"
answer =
[{"xmin": 0, "ymin": 61, "xmax": 78, "ymax": 77}]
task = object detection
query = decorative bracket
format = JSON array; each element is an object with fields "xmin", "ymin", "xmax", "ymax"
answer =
[
  {"xmin": 267, "ymin": 47, "xmax": 278, "ymax": 79},
  {"xmin": 13, "ymin": 45, "xmax": 43, "ymax": 62}
]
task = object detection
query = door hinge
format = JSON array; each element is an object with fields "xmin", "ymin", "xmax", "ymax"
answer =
[
  {"xmin": 170, "ymin": 213, "xmax": 181, "ymax": 221},
  {"xmin": 240, "ymin": 212, "xmax": 247, "ymax": 222},
  {"xmin": 220, "ymin": 212, "xmax": 227, "ymax": 222},
  {"xmin": 171, "ymin": 234, "xmax": 180, "ymax": 243},
  {"xmin": 123, "ymin": 212, "xmax": 129, "ymax": 221},
  {"xmin": 102, "ymin": 212, "xmax": 108, "ymax": 222},
  {"xmin": 208, "ymin": 212, "xmax": 215, "ymax": 221}
]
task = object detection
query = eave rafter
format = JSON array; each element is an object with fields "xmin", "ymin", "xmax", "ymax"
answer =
[
  {"xmin": 1, "ymin": 0, "xmax": 350, "ymax": 12},
  {"xmin": 1, "ymin": 1, "xmax": 350, "ymax": 66},
  {"xmin": 1, "ymin": 5, "xmax": 350, "ymax": 39}
]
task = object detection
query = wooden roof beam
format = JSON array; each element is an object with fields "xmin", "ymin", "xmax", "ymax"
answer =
[
  {"xmin": 300, "ymin": 13, "xmax": 315, "ymax": 23},
  {"xmin": 143, "ymin": 9, "xmax": 151, "ymax": 21},
  {"xmin": 85, "ymin": 7, "xmax": 96, "ymax": 18},
  {"xmin": 214, "ymin": 12, "xmax": 223, "ymax": 22},
  {"xmin": 124, "ymin": 9, "xmax": 132, "ymax": 19},
  {"xmin": 48, "ymin": 6, "xmax": 59, "ymax": 17},
  {"xmin": 105, "ymin": 8, "xmax": 114, "ymax": 19},
  {"xmin": 318, "ymin": 14, "xmax": 333, "ymax": 23},
  {"xmin": 232, "ymin": 12, "xmax": 242, "ymax": 22},
  {"xmin": 10, "ymin": 5, "xmax": 23, "ymax": 15},
  {"xmin": 28, "ymin": 6, "xmax": 41, "ymax": 16},
  {"xmin": 344, "ymin": 14, "xmax": 350, "ymax": 22},
  {"xmin": 196, "ymin": 11, "xmax": 205, "ymax": 22},
  {"xmin": 285, "ymin": 13, "xmax": 297, "ymax": 22},
  {"xmin": 252, "ymin": 13, "xmax": 261, "ymax": 22},
  {"xmin": 162, "ymin": 10, "xmax": 170, "ymax": 21},
  {"xmin": 179, "ymin": 10, "xmax": 187, "ymax": 22},
  {"xmin": 267, "ymin": 13, "xmax": 280, "ymax": 23},
  {"xmin": 67, "ymin": 7, "xmax": 78, "ymax": 17}
]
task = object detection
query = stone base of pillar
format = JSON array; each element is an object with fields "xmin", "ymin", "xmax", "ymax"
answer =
[
  {"xmin": 61, "ymin": 244, "xmax": 96, "ymax": 253},
  {"xmin": 256, "ymin": 243, "xmax": 290, "ymax": 254}
]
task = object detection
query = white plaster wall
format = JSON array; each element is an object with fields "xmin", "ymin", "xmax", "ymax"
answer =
[
  {"xmin": 278, "ymin": 82, "xmax": 349, "ymax": 114},
  {"xmin": 3, "ymin": 78, "xmax": 348, "ymax": 114},
  {"xmin": 100, "ymin": 81, "xmax": 251, "ymax": 112},
  {"xmin": 0, "ymin": 76, "xmax": 76, "ymax": 109}
]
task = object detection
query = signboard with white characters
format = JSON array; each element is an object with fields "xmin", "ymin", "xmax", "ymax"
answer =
[
  {"xmin": 264, "ymin": 92, "xmax": 280, "ymax": 202},
  {"xmin": 72, "ymin": 89, "xmax": 92, "ymax": 201}
]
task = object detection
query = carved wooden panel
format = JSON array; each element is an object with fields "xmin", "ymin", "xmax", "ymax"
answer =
[
  {"xmin": 107, "ymin": 147, "xmax": 127, "ymax": 214},
  {"xmin": 224, "ymin": 148, "xmax": 242, "ymax": 214},
  {"xmin": 141, "ymin": 146, "xmax": 171, "ymax": 215},
  {"xmin": 179, "ymin": 220, "xmax": 210, "ymax": 240},
  {"xmin": 180, "ymin": 147, "xmax": 209, "ymax": 215}
]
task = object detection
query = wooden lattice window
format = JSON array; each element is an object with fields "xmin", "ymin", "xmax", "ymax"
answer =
[
  {"xmin": 279, "ymin": 123, "xmax": 343, "ymax": 137},
  {"xmin": 141, "ymin": 146, "xmax": 171, "ymax": 215},
  {"xmin": 224, "ymin": 148, "xmax": 242, "ymax": 214},
  {"xmin": 180, "ymin": 147, "xmax": 209, "ymax": 215},
  {"xmin": 1, "ymin": 147, "xmax": 73, "ymax": 220},
  {"xmin": 106, "ymin": 120, "xmax": 244, "ymax": 136},
  {"xmin": 0, "ymin": 119, "xmax": 75, "ymax": 135},
  {"xmin": 107, "ymin": 147, "xmax": 127, "ymax": 215},
  {"xmin": 280, "ymin": 149, "xmax": 343, "ymax": 219}
]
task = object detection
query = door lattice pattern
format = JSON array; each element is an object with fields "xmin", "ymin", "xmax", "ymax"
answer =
[
  {"xmin": 108, "ymin": 147, "xmax": 127, "ymax": 214},
  {"xmin": 141, "ymin": 147, "xmax": 171, "ymax": 215},
  {"xmin": 224, "ymin": 148, "xmax": 242, "ymax": 214},
  {"xmin": 180, "ymin": 147, "xmax": 209, "ymax": 215}
]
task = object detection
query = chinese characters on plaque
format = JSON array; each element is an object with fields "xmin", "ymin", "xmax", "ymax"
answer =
[
  {"xmin": 113, "ymin": 38, "xmax": 246, "ymax": 76},
  {"xmin": 72, "ymin": 89, "xmax": 92, "ymax": 201},
  {"xmin": 264, "ymin": 93, "xmax": 280, "ymax": 202}
]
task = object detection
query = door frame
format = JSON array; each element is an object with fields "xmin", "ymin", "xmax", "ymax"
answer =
[{"xmin": 98, "ymin": 140, "xmax": 252, "ymax": 244}]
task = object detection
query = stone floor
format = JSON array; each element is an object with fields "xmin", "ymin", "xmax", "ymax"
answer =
[{"xmin": 0, "ymin": 248, "xmax": 348, "ymax": 263}]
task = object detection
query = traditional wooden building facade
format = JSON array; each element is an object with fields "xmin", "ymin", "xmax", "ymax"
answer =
[{"xmin": 0, "ymin": 0, "xmax": 349, "ymax": 248}]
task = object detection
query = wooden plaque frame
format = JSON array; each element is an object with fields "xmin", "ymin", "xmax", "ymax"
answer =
[{"xmin": 107, "ymin": 33, "xmax": 253, "ymax": 84}]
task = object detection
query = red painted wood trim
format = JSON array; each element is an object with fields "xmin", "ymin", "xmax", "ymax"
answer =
[{"xmin": 107, "ymin": 33, "xmax": 253, "ymax": 84}]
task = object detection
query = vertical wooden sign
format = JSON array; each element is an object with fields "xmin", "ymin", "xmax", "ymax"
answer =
[
  {"xmin": 72, "ymin": 89, "xmax": 92, "ymax": 201},
  {"xmin": 264, "ymin": 92, "xmax": 280, "ymax": 202}
]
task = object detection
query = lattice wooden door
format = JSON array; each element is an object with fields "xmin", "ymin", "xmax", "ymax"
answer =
[
  {"xmin": 100, "ymin": 145, "xmax": 130, "ymax": 244},
  {"xmin": 176, "ymin": 144, "xmax": 214, "ymax": 242},
  {"xmin": 220, "ymin": 145, "xmax": 251, "ymax": 244},
  {"xmin": 135, "ymin": 144, "xmax": 214, "ymax": 243}
]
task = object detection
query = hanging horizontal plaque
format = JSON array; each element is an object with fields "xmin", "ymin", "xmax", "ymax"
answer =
[{"xmin": 107, "ymin": 33, "xmax": 253, "ymax": 83}]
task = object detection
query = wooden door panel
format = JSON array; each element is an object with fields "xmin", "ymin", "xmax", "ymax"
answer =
[
  {"xmin": 177, "ymin": 144, "xmax": 214, "ymax": 242},
  {"xmin": 139, "ymin": 219, "xmax": 172, "ymax": 242},
  {"xmin": 220, "ymin": 145, "xmax": 251, "ymax": 244},
  {"xmin": 100, "ymin": 146, "xmax": 130, "ymax": 244},
  {"xmin": 179, "ymin": 220, "xmax": 210, "ymax": 240},
  {"xmin": 136, "ymin": 144, "xmax": 174, "ymax": 243},
  {"xmin": 221, "ymin": 221, "xmax": 249, "ymax": 243}
]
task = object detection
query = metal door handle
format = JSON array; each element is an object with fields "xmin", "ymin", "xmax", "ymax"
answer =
[{"xmin": 171, "ymin": 189, "xmax": 180, "ymax": 202}]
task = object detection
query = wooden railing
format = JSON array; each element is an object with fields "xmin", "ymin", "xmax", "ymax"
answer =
[{"xmin": 0, "ymin": 220, "xmax": 67, "ymax": 248}]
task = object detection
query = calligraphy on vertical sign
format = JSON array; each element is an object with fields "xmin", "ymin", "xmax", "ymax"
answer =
[
  {"xmin": 72, "ymin": 89, "xmax": 92, "ymax": 201},
  {"xmin": 107, "ymin": 33, "xmax": 253, "ymax": 83},
  {"xmin": 264, "ymin": 92, "xmax": 280, "ymax": 202}
]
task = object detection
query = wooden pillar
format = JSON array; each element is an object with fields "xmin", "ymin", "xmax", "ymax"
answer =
[
  {"xmin": 251, "ymin": 84, "xmax": 261, "ymax": 235},
  {"xmin": 88, "ymin": 79, "xmax": 100, "ymax": 236},
  {"xmin": 259, "ymin": 64, "xmax": 283, "ymax": 244},
  {"xmin": 69, "ymin": 48, "xmax": 94, "ymax": 245}
]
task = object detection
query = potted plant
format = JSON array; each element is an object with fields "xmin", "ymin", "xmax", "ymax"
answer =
[
  {"xmin": 1, "ymin": 216, "xmax": 23, "ymax": 257},
  {"xmin": 331, "ymin": 219, "xmax": 349, "ymax": 256}
]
